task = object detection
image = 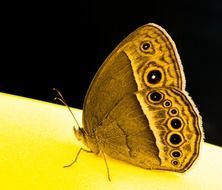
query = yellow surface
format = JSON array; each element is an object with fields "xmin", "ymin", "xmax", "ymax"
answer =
[{"xmin": 0, "ymin": 92, "xmax": 222, "ymax": 190}]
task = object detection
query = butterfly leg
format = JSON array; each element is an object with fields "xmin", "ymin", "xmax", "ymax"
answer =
[
  {"xmin": 101, "ymin": 151, "xmax": 111, "ymax": 182},
  {"xmin": 64, "ymin": 147, "xmax": 92, "ymax": 167}
]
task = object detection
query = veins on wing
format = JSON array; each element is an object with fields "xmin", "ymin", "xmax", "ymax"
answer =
[{"xmin": 116, "ymin": 122, "xmax": 132, "ymax": 157}]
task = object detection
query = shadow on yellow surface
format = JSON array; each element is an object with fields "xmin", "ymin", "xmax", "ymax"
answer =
[{"xmin": 0, "ymin": 92, "xmax": 222, "ymax": 190}]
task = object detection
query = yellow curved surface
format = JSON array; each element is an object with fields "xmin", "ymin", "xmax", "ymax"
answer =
[{"xmin": 0, "ymin": 92, "xmax": 222, "ymax": 190}]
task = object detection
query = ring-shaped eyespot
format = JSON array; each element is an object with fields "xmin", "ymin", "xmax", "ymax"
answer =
[
  {"xmin": 143, "ymin": 63, "xmax": 164, "ymax": 87},
  {"xmin": 170, "ymin": 149, "xmax": 182, "ymax": 158},
  {"xmin": 147, "ymin": 91, "xmax": 164, "ymax": 103},
  {"xmin": 167, "ymin": 132, "xmax": 184, "ymax": 147},
  {"xmin": 169, "ymin": 107, "xmax": 179, "ymax": 116},
  {"xmin": 140, "ymin": 41, "xmax": 151, "ymax": 53},
  {"xmin": 147, "ymin": 69, "xmax": 162, "ymax": 84},
  {"xmin": 163, "ymin": 100, "xmax": 172, "ymax": 108},
  {"xmin": 171, "ymin": 159, "xmax": 180, "ymax": 166},
  {"xmin": 168, "ymin": 117, "xmax": 183, "ymax": 131}
]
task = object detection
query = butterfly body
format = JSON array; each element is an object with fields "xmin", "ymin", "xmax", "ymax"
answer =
[{"xmin": 74, "ymin": 23, "xmax": 203, "ymax": 173}]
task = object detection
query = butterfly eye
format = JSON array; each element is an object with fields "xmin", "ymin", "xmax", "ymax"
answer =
[
  {"xmin": 171, "ymin": 159, "xmax": 180, "ymax": 166},
  {"xmin": 147, "ymin": 70, "xmax": 162, "ymax": 84},
  {"xmin": 148, "ymin": 91, "xmax": 163, "ymax": 102},
  {"xmin": 141, "ymin": 41, "xmax": 151, "ymax": 52},
  {"xmin": 167, "ymin": 133, "xmax": 183, "ymax": 146},
  {"xmin": 169, "ymin": 108, "xmax": 178, "ymax": 116},
  {"xmin": 171, "ymin": 150, "xmax": 182, "ymax": 158},
  {"xmin": 163, "ymin": 100, "xmax": 172, "ymax": 107},
  {"xmin": 170, "ymin": 118, "xmax": 182, "ymax": 130}
]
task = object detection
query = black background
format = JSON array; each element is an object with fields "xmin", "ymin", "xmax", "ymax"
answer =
[{"xmin": 1, "ymin": 1, "xmax": 222, "ymax": 146}]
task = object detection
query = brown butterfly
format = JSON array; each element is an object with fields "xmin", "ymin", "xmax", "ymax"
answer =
[{"xmin": 61, "ymin": 23, "xmax": 203, "ymax": 180}]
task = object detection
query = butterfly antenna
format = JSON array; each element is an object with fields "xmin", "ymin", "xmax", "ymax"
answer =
[{"xmin": 53, "ymin": 88, "xmax": 81, "ymax": 130}]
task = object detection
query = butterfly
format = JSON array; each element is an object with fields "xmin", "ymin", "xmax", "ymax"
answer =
[{"xmin": 61, "ymin": 23, "xmax": 203, "ymax": 180}]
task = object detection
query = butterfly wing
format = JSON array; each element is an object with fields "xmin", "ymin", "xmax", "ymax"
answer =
[
  {"xmin": 95, "ymin": 87, "xmax": 203, "ymax": 172},
  {"xmin": 83, "ymin": 23, "xmax": 185, "ymax": 135},
  {"xmin": 81, "ymin": 23, "xmax": 203, "ymax": 172}
]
